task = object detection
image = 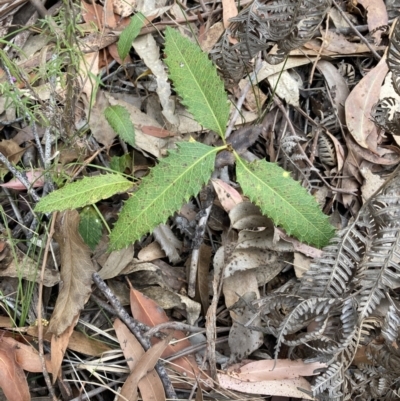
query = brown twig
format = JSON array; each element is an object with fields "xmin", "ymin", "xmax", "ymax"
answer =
[{"xmin": 92, "ymin": 273, "xmax": 177, "ymax": 400}]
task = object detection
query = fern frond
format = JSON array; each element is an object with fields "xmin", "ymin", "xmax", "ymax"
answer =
[{"xmin": 298, "ymin": 208, "xmax": 373, "ymax": 298}]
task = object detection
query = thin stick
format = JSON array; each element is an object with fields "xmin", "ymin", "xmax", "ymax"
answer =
[
  {"xmin": 92, "ymin": 273, "xmax": 177, "ymax": 400},
  {"xmin": 332, "ymin": 0, "xmax": 382, "ymax": 60},
  {"xmin": 37, "ymin": 213, "xmax": 57, "ymax": 401}
]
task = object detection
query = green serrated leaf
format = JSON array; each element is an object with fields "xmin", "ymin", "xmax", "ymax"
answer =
[
  {"xmin": 236, "ymin": 156, "xmax": 335, "ymax": 248},
  {"xmin": 117, "ymin": 12, "xmax": 145, "ymax": 61},
  {"xmin": 110, "ymin": 141, "xmax": 219, "ymax": 250},
  {"xmin": 79, "ymin": 206, "xmax": 103, "ymax": 250},
  {"xmin": 164, "ymin": 27, "xmax": 230, "ymax": 138},
  {"xmin": 35, "ymin": 174, "xmax": 133, "ymax": 213},
  {"xmin": 104, "ymin": 105, "xmax": 135, "ymax": 146}
]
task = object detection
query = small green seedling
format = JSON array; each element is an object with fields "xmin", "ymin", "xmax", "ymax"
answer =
[{"xmin": 36, "ymin": 27, "xmax": 335, "ymax": 250}]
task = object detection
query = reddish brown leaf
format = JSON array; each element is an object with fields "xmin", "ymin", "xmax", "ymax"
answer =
[
  {"xmin": 0, "ymin": 340, "xmax": 30, "ymax": 401},
  {"xmin": 130, "ymin": 288, "xmax": 206, "ymax": 381}
]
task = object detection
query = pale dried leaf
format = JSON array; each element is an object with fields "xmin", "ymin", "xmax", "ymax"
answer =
[
  {"xmin": 360, "ymin": 165, "xmax": 386, "ymax": 202},
  {"xmin": 141, "ymin": 286, "xmax": 200, "ymax": 326},
  {"xmin": 267, "ymin": 70, "xmax": 302, "ymax": 107},
  {"xmin": 212, "ymin": 179, "xmax": 243, "ymax": 212},
  {"xmin": 293, "ymin": 252, "xmax": 312, "ymax": 278},
  {"xmin": 357, "ymin": 0, "xmax": 388, "ymax": 44},
  {"xmin": 345, "ymin": 55, "xmax": 388, "ymax": 150},
  {"xmin": 229, "ymin": 202, "xmax": 272, "ymax": 230},
  {"xmin": 199, "ymin": 22, "xmax": 224, "ymax": 53},
  {"xmin": 113, "ymin": 0, "xmax": 136, "ymax": 17},
  {"xmin": 227, "ymin": 359, "xmax": 326, "ymax": 381},
  {"xmin": 138, "ymin": 241, "xmax": 166, "ymax": 261},
  {"xmin": 133, "ymin": 34, "xmax": 178, "ymax": 126},
  {"xmin": 98, "ymin": 245, "xmax": 134, "ymax": 280},
  {"xmin": 218, "ymin": 373, "xmax": 313, "ymax": 399},
  {"xmin": 48, "ymin": 211, "xmax": 95, "ymax": 335},
  {"xmin": 223, "ymin": 269, "xmax": 263, "ymax": 363},
  {"xmin": 316, "ymin": 60, "xmax": 350, "ymax": 124},
  {"xmin": 0, "ymin": 140, "xmax": 24, "ymax": 167},
  {"xmin": 153, "ymin": 224, "xmax": 182, "ymax": 264},
  {"xmin": 89, "ymin": 91, "xmax": 117, "ymax": 146},
  {"xmin": 222, "ymin": 0, "xmax": 238, "ymax": 28}
]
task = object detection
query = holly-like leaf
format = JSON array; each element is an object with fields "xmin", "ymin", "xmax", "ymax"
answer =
[
  {"xmin": 110, "ymin": 142, "xmax": 220, "ymax": 250},
  {"xmin": 104, "ymin": 105, "xmax": 135, "ymax": 147},
  {"xmin": 164, "ymin": 27, "xmax": 230, "ymax": 138},
  {"xmin": 236, "ymin": 156, "xmax": 334, "ymax": 248},
  {"xmin": 35, "ymin": 174, "xmax": 133, "ymax": 213},
  {"xmin": 79, "ymin": 206, "xmax": 103, "ymax": 250}
]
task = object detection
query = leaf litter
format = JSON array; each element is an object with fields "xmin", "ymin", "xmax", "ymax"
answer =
[{"xmin": 2, "ymin": 0, "xmax": 400, "ymax": 400}]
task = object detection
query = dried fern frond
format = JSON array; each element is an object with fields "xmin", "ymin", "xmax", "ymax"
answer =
[
  {"xmin": 211, "ymin": 0, "xmax": 331, "ymax": 80},
  {"xmin": 388, "ymin": 18, "xmax": 400, "ymax": 96},
  {"xmin": 298, "ymin": 208, "xmax": 374, "ymax": 299},
  {"xmin": 382, "ymin": 305, "xmax": 400, "ymax": 345}
]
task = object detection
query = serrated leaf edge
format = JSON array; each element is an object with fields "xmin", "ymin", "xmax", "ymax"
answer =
[
  {"xmin": 109, "ymin": 144, "xmax": 224, "ymax": 249},
  {"xmin": 164, "ymin": 27, "xmax": 229, "ymax": 138},
  {"xmin": 235, "ymin": 155, "xmax": 334, "ymax": 247}
]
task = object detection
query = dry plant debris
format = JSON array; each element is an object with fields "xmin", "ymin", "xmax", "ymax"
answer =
[{"xmin": 1, "ymin": 0, "xmax": 400, "ymax": 400}]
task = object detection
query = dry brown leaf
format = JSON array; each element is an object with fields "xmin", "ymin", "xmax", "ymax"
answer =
[
  {"xmin": 223, "ymin": 271, "xmax": 263, "ymax": 363},
  {"xmin": 27, "ymin": 326, "xmax": 112, "ymax": 357},
  {"xmin": 140, "ymin": 287, "xmax": 200, "ymax": 326},
  {"xmin": 0, "ymin": 140, "xmax": 25, "ymax": 167},
  {"xmin": 50, "ymin": 315, "xmax": 79, "ymax": 382},
  {"xmin": 104, "ymin": 0, "xmax": 116, "ymax": 28},
  {"xmin": 118, "ymin": 331, "xmax": 170, "ymax": 401},
  {"xmin": 218, "ymin": 373, "xmax": 313, "ymax": 399},
  {"xmin": 357, "ymin": 0, "xmax": 388, "ymax": 45},
  {"xmin": 195, "ymin": 244, "xmax": 211, "ymax": 315},
  {"xmin": 0, "ymin": 340, "xmax": 30, "ymax": 401},
  {"xmin": 227, "ymin": 359, "xmax": 326, "ymax": 381},
  {"xmin": 130, "ymin": 288, "xmax": 206, "ymax": 382},
  {"xmin": 98, "ymin": 245, "xmax": 134, "ymax": 280},
  {"xmin": 316, "ymin": 60, "xmax": 349, "ymax": 125},
  {"xmin": 114, "ymin": 319, "xmax": 165, "ymax": 401},
  {"xmin": 324, "ymin": 131, "xmax": 345, "ymax": 171},
  {"xmin": 345, "ymin": 55, "xmax": 388, "ymax": 150},
  {"xmin": 48, "ymin": 211, "xmax": 95, "ymax": 335}
]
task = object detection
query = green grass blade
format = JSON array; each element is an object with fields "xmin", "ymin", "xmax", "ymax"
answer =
[
  {"xmin": 236, "ymin": 156, "xmax": 335, "ymax": 248},
  {"xmin": 110, "ymin": 142, "xmax": 219, "ymax": 250},
  {"xmin": 35, "ymin": 174, "xmax": 133, "ymax": 213},
  {"xmin": 164, "ymin": 27, "xmax": 230, "ymax": 138},
  {"xmin": 104, "ymin": 105, "xmax": 135, "ymax": 146}
]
